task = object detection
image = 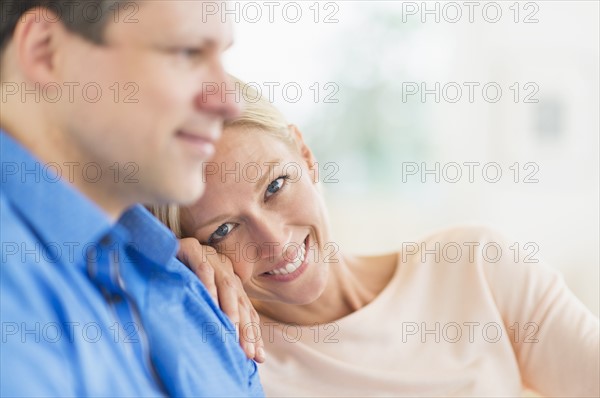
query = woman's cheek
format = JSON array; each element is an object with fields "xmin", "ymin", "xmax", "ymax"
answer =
[
  {"xmin": 233, "ymin": 241, "xmax": 261, "ymax": 282},
  {"xmin": 293, "ymin": 181, "xmax": 322, "ymax": 219},
  {"xmin": 233, "ymin": 260, "xmax": 254, "ymax": 284}
]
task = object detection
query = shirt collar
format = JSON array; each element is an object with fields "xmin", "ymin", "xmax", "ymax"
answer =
[
  {"xmin": 1, "ymin": 130, "xmax": 114, "ymax": 253},
  {"xmin": 117, "ymin": 205, "xmax": 179, "ymax": 269}
]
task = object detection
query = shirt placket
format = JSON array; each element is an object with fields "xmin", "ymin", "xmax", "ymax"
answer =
[{"xmin": 86, "ymin": 234, "xmax": 164, "ymax": 393}]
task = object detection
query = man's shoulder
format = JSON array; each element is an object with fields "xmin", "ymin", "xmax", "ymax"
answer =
[
  {"xmin": 1, "ymin": 190, "xmax": 47, "ymax": 272},
  {"xmin": 1, "ymin": 189, "xmax": 32, "ymax": 246},
  {"xmin": 1, "ymin": 191, "xmax": 80, "ymax": 310}
]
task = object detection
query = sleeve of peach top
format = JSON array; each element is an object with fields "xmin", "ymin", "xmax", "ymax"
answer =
[{"xmin": 479, "ymin": 230, "xmax": 599, "ymax": 397}]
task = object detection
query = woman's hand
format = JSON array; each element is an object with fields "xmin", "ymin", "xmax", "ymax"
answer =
[{"xmin": 177, "ymin": 238, "xmax": 266, "ymax": 363}]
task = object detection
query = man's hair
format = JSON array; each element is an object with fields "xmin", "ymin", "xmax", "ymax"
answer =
[{"xmin": 0, "ymin": 0, "xmax": 127, "ymax": 58}]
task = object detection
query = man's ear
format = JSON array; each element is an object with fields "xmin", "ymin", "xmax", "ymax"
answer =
[
  {"xmin": 12, "ymin": 8, "xmax": 63, "ymax": 85},
  {"xmin": 289, "ymin": 124, "xmax": 318, "ymax": 183}
]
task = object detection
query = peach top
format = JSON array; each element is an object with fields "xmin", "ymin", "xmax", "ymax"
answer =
[{"xmin": 257, "ymin": 227, "xmax": 599, "ymax": 397}]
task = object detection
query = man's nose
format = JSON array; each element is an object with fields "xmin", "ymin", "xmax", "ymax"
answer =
[{"xmin": 194, "ymin": 63, "xmax": 242, "ymax": 120}]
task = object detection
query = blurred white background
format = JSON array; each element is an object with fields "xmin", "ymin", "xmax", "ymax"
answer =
[{"xmin": 223, "ymin": 0, "xmax": 599, "ymax": 317}]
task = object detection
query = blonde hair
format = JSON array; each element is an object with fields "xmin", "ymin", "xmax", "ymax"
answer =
[
  {"xmin": 149, "ymin": 203, "xmax": 183, "ymax": 238},
  {"xmin": 150, "ymin": 76, "xmax": 294, "ymax": 238}
]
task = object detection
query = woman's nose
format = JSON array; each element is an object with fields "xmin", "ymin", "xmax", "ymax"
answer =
[{"xmin": 249, "ymin": 217, "xmax": 292, "ymax": 261}]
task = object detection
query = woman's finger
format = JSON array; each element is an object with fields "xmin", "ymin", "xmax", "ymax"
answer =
[
  {"xmin": 250, "ymin": 306, "xmax": 266, "ymax": 363},
  {"xmin": 192, "ymin": 261, "xmax": 219, "ymax": 305},
  {"xmin": 177, "ymin": 238, "xmax": 261, "ymax": 360},
  {"xmin": 238, "ymin": 296, "xmax": 256, "ymax": 360},
  {"xmin": 215, "ymin": 273, "xmax": 241, "ymax": 328}
]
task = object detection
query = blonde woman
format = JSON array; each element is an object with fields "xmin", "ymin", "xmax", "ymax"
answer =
[{"xmin": 151, "ymin": 79, "xmax": 599, "ymax": 397}]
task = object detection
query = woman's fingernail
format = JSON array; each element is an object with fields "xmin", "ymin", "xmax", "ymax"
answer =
[{"xmin": 257, "ymin": 347, "xmax": 266, "ymax": 361}]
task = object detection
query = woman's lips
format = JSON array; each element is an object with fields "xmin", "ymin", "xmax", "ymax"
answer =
[
  {"xmin": 177, "ymin": 130, "xmax": 216, "ymax": 159},
  {"xmin": 260, "ymin": 235, "xmax": 310, "ymax": 282}
]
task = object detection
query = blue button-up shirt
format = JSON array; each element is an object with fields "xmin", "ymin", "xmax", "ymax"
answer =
[{"xmin": 1, "ymin": 131, "xmax": 264, "ymax": 397}]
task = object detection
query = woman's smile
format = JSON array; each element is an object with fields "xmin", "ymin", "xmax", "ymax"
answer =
[{"xmin": 260, "ymin": 235, "xmax": 310, "ymax": 282}]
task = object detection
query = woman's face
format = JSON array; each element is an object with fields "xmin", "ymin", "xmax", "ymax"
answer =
[{"xmin": 181, "ymin": 126, "xmax": 332, "ymax": 305}]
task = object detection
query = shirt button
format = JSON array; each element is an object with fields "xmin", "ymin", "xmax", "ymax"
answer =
[{"xmin": 100, "ymin": 235, "xmax": 113, "ymax": 247}]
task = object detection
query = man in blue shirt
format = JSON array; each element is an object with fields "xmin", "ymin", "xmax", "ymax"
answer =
[{"xmin": 1, "ymin": 1, "xmax": 264, "ymax": 396}]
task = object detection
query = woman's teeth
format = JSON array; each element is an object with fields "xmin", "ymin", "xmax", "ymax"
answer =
[{"xmin": 266, "ymin": 243, "xmax": 306, "ymax": 275}]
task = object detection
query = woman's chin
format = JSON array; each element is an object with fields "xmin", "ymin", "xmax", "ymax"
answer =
[
  {"xmin": 278, "ymin": 274, "xmax": 329, "ymax": 305},
  {"xmin": 251, "ymin": 284, "xmax": 325, "ymax": 307},
  {"xmin": 288, "ymin": 291, "xmax": 323, "ymax": 306}
]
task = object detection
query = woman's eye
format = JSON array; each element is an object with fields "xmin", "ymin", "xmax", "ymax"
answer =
[
  {"xmin": 208, "ymin": 222, "xmax": 235, "ymax": 243},
  {"xmin": 265, "ymin": 176, "xmax": 288, "ymax": 199}
]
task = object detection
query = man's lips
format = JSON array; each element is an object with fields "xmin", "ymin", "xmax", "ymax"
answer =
[{"xmin": 176, "ymin": 130, "xmax": 217, "ymax": 158}]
